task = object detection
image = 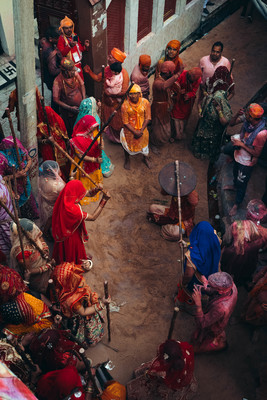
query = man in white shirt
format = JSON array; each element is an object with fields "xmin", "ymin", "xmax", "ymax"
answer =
[{"xmin": 199, "ymin": 41, "xmax": 231, "ymax": 97}]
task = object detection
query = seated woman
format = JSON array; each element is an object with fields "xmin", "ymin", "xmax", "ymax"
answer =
[
  {"xmin": 0, "ymin": 175, "xmax": 14, "ymax": 263},
  {"xmin": 70, "ymin": 115, "xmax": 103, "ymax": 204},
  {"xmin": 1, "ymin": 291, "xmax": 53, "ymax": 338},
  {"xmin": 175, "ymin": 222, "xmax": 221, "ymax": 314},
  {"xmin": 36, "ymin": 365, "xmax": 88, "ymax": 400},
  {"xmin": 127, "ymin": 339, "xmax": 196, "ymax": 400},
  {"xmin": 191, "ymin": 272, "xmax": 238, "ymax": 353},
  {"xmin": 10, "ymin": 218, "xmax": 53, "ymax": 294},
  {"xmin": 221, "ymin": 220, "xmax": 267, "ymax": 285},
  {"xmin": 0, "ymin": 136, "xmax": 39, "ymax": 219},
  {"xmin": 23, "ymin": 328, "xmax": 84, "ymax": 373},
  {"xmin": 74, "ymin": 97, "xmax": 114, "ymax": 178},
  {"xmin": 244, "ymin": 266, "xmax": 267, "ymax": 326},
  {"xmin": 52, "ymin": 180, "xmax": 110, "ymax": 265},
  {"xmin": 147, "ymin": 189, "xmax": 199, "ymax": 240},
  {"xmin": 39, "ymin": 160, "xmax": 65, "ymax": 237},
  {"xmin": 51, "ymin": 262, "xmax": 110, "ymax": 347}
]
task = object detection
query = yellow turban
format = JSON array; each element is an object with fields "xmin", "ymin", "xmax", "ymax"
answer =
[
  {"xmin": 129, "ymin": 84, "xmax": 142, "ymax": 94},
  {"xmin": 111, "ymin": 48, "xmax": 127, "ymax": 63},
  {"xmin": 59, "ymin": 16, "xmax": 74, "ymax": 34}
]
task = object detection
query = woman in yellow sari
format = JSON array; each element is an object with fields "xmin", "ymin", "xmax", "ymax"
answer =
[
  {"xmin": 120, "ymin": 84, "xmax": 151, "ymax": 170},
  {"xmin": 2, "ymin": 292, "xmax": 53, "ymax": 338},
  {"xmin": 69, "ymin": 115, "xmax": 103, "ymax": 204}
]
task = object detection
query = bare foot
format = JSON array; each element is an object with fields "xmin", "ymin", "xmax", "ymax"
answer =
[
  {"xmin": 150, "ymin": 145, "xmax": 161, "ymax": 155},
  {"xmin": 124, "ymin": 158, "xmax": 131, "ymax": 170},
  {"xmin": 143, "ymin": 157, "xmax": 152, "ymax": 169},
  {"xmin": 229, "ymin": 204, "xmax": 238, "ymax": 216},
  {"xmin": 223, "ymin": 185, "xmax": 236, "ymax": 191}
]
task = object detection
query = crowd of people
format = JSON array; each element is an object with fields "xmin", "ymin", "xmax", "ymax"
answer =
[{"xmin": 0, "ymin": 12, "xmax": 267, "ymax": 400}]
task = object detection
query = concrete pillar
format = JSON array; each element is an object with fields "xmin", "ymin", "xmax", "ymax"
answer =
[
  {"xmin": 12, "ymin": 0, "xmax": 38, "ymax": 196},
  {"xmin": 0, "ymin": 0, "xmax": 15, "ymax": 55},
  {"xmin": 124, "ymin": 0, "xmax": 139, "ymax": 54}
]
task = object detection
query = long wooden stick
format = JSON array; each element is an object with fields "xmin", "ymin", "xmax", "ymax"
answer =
[
  {"xmin": 6, "ymin": 175, "xmax": 27, "ymax": 275},
  {"xmin": 6, "ymin": 108, "xmax": 28, "ymax": 197},
  {"xmin": 72, "ymin": 81, "xmax": 135, "ymax": 174},
  {"xmin": 39, "ymin": 47, "xmax": 45, "ymax": 98},
  {"xmin": 104, "ymin": 281, "xmax": 111, "ymax": 342},
  {"xmin": 175, "ymin": 160, "xmax": 184, "ymax": 282},
  {"xmin": 0, "ymin": 197, "xmax": 50, "ymax": 261},
  {"xmin": 167, "ymin": 307, "xmax": 179, "ymax": 340},
  {"xmin": 11, "ymin": 165, "xmax": 21, "ymax": 217},
  {"xmin": 79, "ymin": 348, "xmax": 102, "ymax": 397},
  {"xmin": 39, "ymin": 97, "xmax": 103, "ymax": 191}
]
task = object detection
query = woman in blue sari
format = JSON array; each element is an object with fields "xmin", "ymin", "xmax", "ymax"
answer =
[
  {"xmin": 74, "ymin": 97, "xmax": 114, "ymax": 177},
  {"xmin": 175, "ymin": 221, "xmax": 221, "ymax": 314},
  {"xmin": 0, "ymin": 136, "xmax": 39, "ymax": 219}
]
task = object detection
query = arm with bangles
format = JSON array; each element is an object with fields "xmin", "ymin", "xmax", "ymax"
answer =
[
  {"xmin": 84, "ymin": 190, "xmax": 111, "ymax": 221},
  {"xmin": 74, "ymin": 297, "xmax": 111, "ymax": 317},
  {"xmin": 14, "ymin": 153, "xmax": 32, "ymax": 179},
  {"xmin": 74, "ymin": 148, "xmax": 102, "ymax": 164}
]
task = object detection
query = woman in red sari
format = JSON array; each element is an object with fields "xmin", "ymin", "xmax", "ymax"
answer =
[
  {"xmin": 37, "ymin": 106, "xmax": 70, "ymax": 181},
  {"xmin": 127, "ymin": 339, "xmax": 196, "ymax": 400},
  {"xmin": 52, "ymin": 180, "xmax": 110, "ymax": 264}
]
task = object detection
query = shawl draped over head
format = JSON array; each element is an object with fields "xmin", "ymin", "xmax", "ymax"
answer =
[
  {"xmin": 36, "ymin": 366, "xmax": 85, "ymax": 400},
  {"xmin": 139, "ymin": 54, "xmax": 151, "ymax": 67},
  {"xmin": 207, "ymin": 66, "xmax": 234, "ymax": 94},
  {"xmin": 70, "ymin": 115, "xmax": 100, "ymax": 174},
  {"xmin": 189, "ymin": 221, "xmax": 221, "ymax": 277},
  {"xmin": 111, "ymin": 47, "xmax": 127, "ymax": 63},
  {"xmin": 51, "ymin": 262, "xmax": 99, "ymax": 318},
  {"xmin": 0, "ymin": 265, "xmax": 26, "ymax": 304},
  {"xmin": 161, "ymin": 61, "xmax": 176, "ymax": 74},
  {"xmin": 188, "ymin": 67, "xmax": 202, "ymax": 82},
  {"xmin": 129, "ymin": 83, "xmax": 142, "ymax": 94},
  {"xmin": 52, "ymin": 180, "xmax": 87, "ymax": 242},
  {"xmin": 75, "ymin": 97, "xmax": 100, "ymax": 126},
  {"xmin": 40, "ymin": 160, "xmax": 60, "ymax": 177},
  {"xmin": 147, "ymin": 340, "xmax": 194, "ymax": 390},
  {"xmin": 0, "ymin": 136, "xmax": 31, "ymax": 206},
  {"xmin": 59, "ymin": 15, "xmax": 74, "ymax": 34}
]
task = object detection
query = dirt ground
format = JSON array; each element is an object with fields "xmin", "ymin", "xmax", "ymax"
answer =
[{"xmin": 73, "ymin": 9, "xmax": 267, "ymax": 400}]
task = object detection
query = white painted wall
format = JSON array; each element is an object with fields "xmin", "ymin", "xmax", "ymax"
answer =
[
  {"xmin": 0, "ymin": 0, "xmax": 15, "ymax": 55},
  {"xmin": 123, "ymin": 0, "xmax": 205, "ymax": 74}
]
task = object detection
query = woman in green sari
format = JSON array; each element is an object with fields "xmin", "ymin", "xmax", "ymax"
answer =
[
  {"xmin": 74, "ymin": 97, "xmax": 114, "ymax": 177},
  {"xmin": 192, "ymin": 66, "xmax": 234, "ymax": 163}
]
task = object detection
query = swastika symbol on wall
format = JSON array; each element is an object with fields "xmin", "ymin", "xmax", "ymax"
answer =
[{"xmin": 2, "ymin": 65, "xmax": 16, "ymax": 77}]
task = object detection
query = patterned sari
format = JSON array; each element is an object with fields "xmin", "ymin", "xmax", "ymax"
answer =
[
  {"xmin": 51, "ymin": 262, "xmax": 104, "ymax": 346},
  {"xmin": 0, "ymin": 176, "xmax": 13, "ymax": 258}
]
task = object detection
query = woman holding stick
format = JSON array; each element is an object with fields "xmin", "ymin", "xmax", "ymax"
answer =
[
  {"xmin": 39, "ymin": 161, "xmax": 65, "ymax": 238},
  {"xmin": 52, "ymin": 180, "xmax": 110, "ymax": 264},
  {"xmin": 74, "ymin": 97, "xmax": 114, "ymax": 178},
  {"xmin": 51, "ymin": 261, "xmax": 110, "ymax": 347},
  {"xmin": 70, "ymin": 115, "xmax": 103, "ymax": 204},
  {"xmin": 0, "ymin": 137, "xmax": 39, "ymax": 219},
  {"xmin": 10, "ymin": 218, "xmax": 53, "ymax": 294}
]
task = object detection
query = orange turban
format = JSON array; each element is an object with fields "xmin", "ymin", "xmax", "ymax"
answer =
[
  {"xmin": 188, "ymin": 67, "xmax": 202, "ymax": 82},
  {"xmin": 166, "ymin": 40, "xmax": 181, "ymax": 52},
  {"xmin": 139, "ymin": 55, "xmax": 151, "ymax": 67},
  {"xmin": 161, "ymin": 61, "xmax": 175, "ymax": 74},
  {"xmin": 111, "ymin": 48, "xmax": 127, "ymax": 63},
  {"xmin": 59, "ymin": 16, "xmax": 74, "ymax": 34},
  {"xmin": 248, "ymin": 103, "xmax": 264, "ymax": 119}
]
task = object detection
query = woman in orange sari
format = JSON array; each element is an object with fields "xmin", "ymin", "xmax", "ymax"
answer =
[
  {"xmin": 52, "ymin": 180, "xmax": 110, "ymax": 264},
  {"xmin": 51, "ymin": 262, "xmax": 110, "ymax": 346}
]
